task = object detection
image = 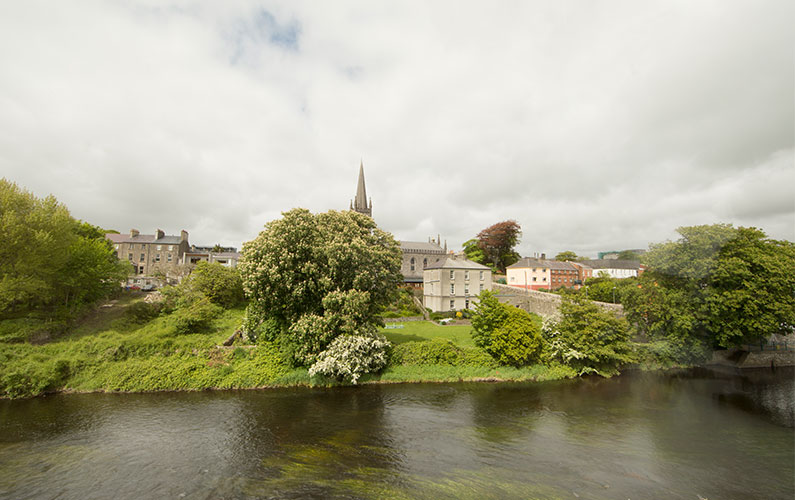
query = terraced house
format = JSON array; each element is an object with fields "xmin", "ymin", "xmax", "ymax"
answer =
[{"xmin": 106, "ymin": 229, "xmax": 190, "ymax": 286}]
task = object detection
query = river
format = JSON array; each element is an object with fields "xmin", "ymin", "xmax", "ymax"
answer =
[{"xmin": 0, "ymin": 367, "xmax": 793, "ymax": 499}]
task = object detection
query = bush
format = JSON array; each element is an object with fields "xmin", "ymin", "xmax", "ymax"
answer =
[
  {"xmin": 544, "ymin": 296, "xmax": 635, "ymax": 375},
  {"xmin": 168, "ymin": 292, "xmax": 222, "ymax": 334},
  {"xmin": 486, "ymin": 308, "xmax": 544, "ymax": 367},
  {"xmin": 186, "ymin": 261, "xmax": 245, "ymax": 308},
  {"xmin": 124, "ymin": 301, "xmax": 161, "ymax": 323},
  {"xmin": 308, "ymin": 334, "xmax": 391, "ymax": 384},
  {"xmin": 391, "ymin": 338, "xmax": 495, "ymax": 367}
]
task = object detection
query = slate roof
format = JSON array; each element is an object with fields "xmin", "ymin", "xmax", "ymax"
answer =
[
  {"xmin": 424, "ymin": 256, "xmax": 491, "ymax": 270},
  {"xmin": 400, "ymin": 241, "xmax": 446, "ymax": 253},
  {"xmin": 581, "ymin": 259, "xmax": 641, "ymax": 270},
  {"xmin": 106, "ymin": 233, "xmax": 183, "ymax": 245},
  {"xmin": 508, "ymin": 258, "xmax": 575, "ymax": 270}
]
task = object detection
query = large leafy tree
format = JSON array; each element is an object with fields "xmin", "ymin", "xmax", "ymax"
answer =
[
  {"xmin": 467, "ymin": 220, "xmax": 521, "ymax": 273},
  {"xmin": 623, "ymin": 224, "xmax": 795, "ymax": 350},
  {"xmin": 0, "ymin": 179, "xmax": 130, "ymax": 317},
  {"xmin": 239, "ymin": 208, "xmax": 402, "ymax": 363},
  {"xmin": 554, "ymin": 251, "xmax": 579, "ymax": 262}
]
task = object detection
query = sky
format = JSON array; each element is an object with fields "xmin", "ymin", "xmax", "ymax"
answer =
[{"xmin": 1, "ymin": 0, "xmax": 792, "ymax": 258}]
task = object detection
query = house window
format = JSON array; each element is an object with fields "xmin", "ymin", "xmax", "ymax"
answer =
[
  {"xmin": 465, "ymin": 298, "xmax": 470, "ymax": 309},
  {"xmin": 450, "ymin": 284, "xmax": 455, "ymax": 295},
  {"xmin": 156, "ymin": 245, "xmax": 162, "ymax": 251},
  {"xmin": 140, "ymin": 253, "xmax": 145, "ymax": 262},
  {"xmin": 510, "ymin": 276, "xmax": 515, "ymax": 282},
  {"xmin": 449, "ymin": 270, "xmax": 455, "ymax": 280},
  {"xmin": 542, "ymin": 277, "xmax": 547, "ymax": 282},
  {"xmin": 479, "ymin": 283, "xmax": 484, "ymax": 292},
  {"xmin": 423, "ymin": 258, "xmax": 427, "ymax": 268},
  {"xmin": 167, "ymin": 254, "xmax": 172, "ymax": 262},
  {"xmin": 542, "ymin": 268, "xmax": 547, "ymax": 273},
  {"xmin": 169, "ymin": 245, "xmax": 174, "ymax": 251},
  {"xmin": 465, "ymin": 271, "xmax": 469, "ymax": 280},
  {"xmin": 532, "ymin": 277, "xmax": 537, "ymax": 282},
  {"xmin": 155, "ymin": 254, "xmax": 160, "ymax": 262},
  {"xmin": 480, "ymin": 271, "xmax": 484, "ymax": 280},
  {"xmin": 450, "ymin": 299, "xmax": 455, "ymax": 309},
  {"xmin": 135, "ymin": 279, "xmax": 141, "ymax": 284},
  {"xmin": 410, "ymin": 257, "xmax": 415, "ymax": 272},
  {"xmin": 128, "ymin": 253, "xmax": 133, "ymax": 261},
  {"xmin": 464, "ymin": 284, "xmax": 469, "ymax": 295}
]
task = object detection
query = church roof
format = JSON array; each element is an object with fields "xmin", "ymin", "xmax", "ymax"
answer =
[
  {"xmin": 353, "ymin": 161, "xmax": 368, "ymax": 211},
  {"xmin": 400, "ymin": 240, "xmax": 446, "ymax": 253}
]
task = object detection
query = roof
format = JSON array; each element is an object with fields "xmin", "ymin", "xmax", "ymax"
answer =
[
  {"xmin": 508, "ymin": 258, "xmax": 576, "ymax": 271},
  {"xmin": 106, "ymin": 233, "xmax": 182, "ymax": 245},
  {"xmin": 353, "ymin": 161, "xmax": 368, "ymax": 211},
  {"xmin": 400, "ymin": 240, "xmax": 445, "ymax": 253},
  {"xmin": 581, "ymin": 259, "xmax": 641, "ymax": 270},
  {"xmin": 424, "ymin": 256, "xmax": 491, "ymax": 271}
]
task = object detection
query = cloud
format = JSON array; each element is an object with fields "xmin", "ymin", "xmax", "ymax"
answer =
[{"xmin": 0, "ymin": 0, "xmax": 792, "ymax": 257}]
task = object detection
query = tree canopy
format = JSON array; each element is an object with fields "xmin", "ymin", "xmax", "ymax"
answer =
[
  {"xmin": 239, "ymin": 208, "xmax": 402, "ymax": 364},
  {"xmin": 464, "ymin": 220, "xmax": 521, "ymax": 273},
  {"xmin": 623, "ymin": 224, "xmax": 795, "ymax": 349},
  {"xmin": 0, "ymin": 179, "xmax": 130, "ymax": 318},
  {"xmin": 554, "ymin": 251, "xmax": 579, "ymax": 262}
]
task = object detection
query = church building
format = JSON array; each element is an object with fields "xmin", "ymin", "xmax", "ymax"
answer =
[{"xmin": 349, "ymin": 162, "xmax": 449, "ymax": 287}]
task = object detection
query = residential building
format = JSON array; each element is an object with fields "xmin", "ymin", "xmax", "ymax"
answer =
[
  {"xmin": 506, "ymin": 257, "xmax": 551, "ymax": 290},
  {"xmin": 570, "ymin": 261, "xmax": 594, "ymax": 286},
  {"xmin": 423, "ymin": 256, "xmax": 492, "ymax": 312},
  {"xmin": 581, "ymin": 259, "xmax": 643, "ymax": 279},
  {"xmin": 106, "ymin": 229, "xmax": 190, "ymax": 286},
  {"xmin": 182, "ymin": 246, "xmax": 241, "ymax": 268}
]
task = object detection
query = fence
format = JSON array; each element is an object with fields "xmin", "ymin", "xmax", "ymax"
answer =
[{"xmin": 743, "ymin": 342, "xmax": 793, "ymax": 352}]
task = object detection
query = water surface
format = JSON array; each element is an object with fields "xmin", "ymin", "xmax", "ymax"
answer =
[{"xmin": 1, "ymin": 368, "xmax": 792, "ymax": 499}]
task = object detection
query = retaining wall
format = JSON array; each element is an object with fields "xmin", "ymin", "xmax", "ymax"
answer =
[{"xmin": 491, "ymin": 283, "xmax": 624, "ymax": 320}]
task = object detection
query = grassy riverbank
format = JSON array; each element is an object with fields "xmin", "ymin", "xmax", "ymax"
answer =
[{"xmin": 0, "ymin": 294, "xmax": 579, "ymax": 399}]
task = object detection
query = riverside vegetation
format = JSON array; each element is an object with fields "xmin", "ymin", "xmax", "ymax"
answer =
[{"xmin": 2, "ymin": 181, "xmax": 794, "ymax": 399}]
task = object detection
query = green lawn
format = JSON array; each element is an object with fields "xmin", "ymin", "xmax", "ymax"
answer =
[{"xmin": 380, "ymin": 321, "xmax": 474, "ymax": 347}]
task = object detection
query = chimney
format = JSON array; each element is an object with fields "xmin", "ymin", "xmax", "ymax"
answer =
[
  {"xmin": 180, "ymin": 230, "xmax": 189, "ymax": 244},
  {"xmin": 129, "ymin": 229, "xmax": 139, "ymax": 238},
  {"xmin": 155, "ymin": 229, "xmax": 165, "ymax": 240}
]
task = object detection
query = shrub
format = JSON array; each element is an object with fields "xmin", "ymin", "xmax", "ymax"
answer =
[
  {"xmin": 308, "ymin": 334, "xmax": 391, "ymax": 384},
  {"xmin": 486, "ymin": 308, "xmax": 544, "ymax": 366},
  {"xmin": 391, "ymin": 338, "xmax": 495, "ymax": 367},
  {"xmin": 544, "ymin": 296, "xmax": 635, "ymax": 375},
  {"xmin": 185, "ymin": 261, "xmax": 245, "ymax": 308},
  {"xmin": 124, "ymin": 301, "xmax": 161, "ymax": 323},
  {"xmin": 168, "ymin": 292, "xmax": 222, "ymax": 334}
]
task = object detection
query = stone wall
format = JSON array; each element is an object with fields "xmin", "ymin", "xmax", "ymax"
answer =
[{"xmin": 491, "ymin": 283, "xmax": 624, "ymax": 320}]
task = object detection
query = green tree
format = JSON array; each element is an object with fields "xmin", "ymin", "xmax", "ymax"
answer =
[
  {"xmin": 469, "ymin": 220, "xmax": 522, "ymax": 273},
  {"xmin": 616, "ymin": 250, "xmax": 641, "ymax": 261},
  {"xmin": 471, "ymin": 290, "xmax": 544, "ymax": 366},
  {"xmin": 239, "ymin": 209, "xmax": 402, "ymax": 364},
  {"xmin": 555, "ymin": 251, "xmax": 579, "ymax": 262},
  {"xmin": 624, "ymin": 224, "xmax": 795, "ymax": 350},
  {"xmin": 546, "ymin": 296, "xmax": 633, "ymax": 375},
  {"xmin": 184, "ymin": 261, "xmax": 245, "ymax": 308},
  {"xmin": 463, "ymin": 238, "xmax": 490, "ymax": 268},
  {"xmin": 0, "ymin": 179, "xmax": 130, "ymax": 318}
]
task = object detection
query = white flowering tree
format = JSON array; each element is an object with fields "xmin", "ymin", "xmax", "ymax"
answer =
[{"xmin": 239, "ymin": 208, "xmax": 402, "ymax": 364}]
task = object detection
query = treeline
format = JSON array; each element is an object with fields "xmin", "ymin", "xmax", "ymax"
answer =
[{"xmin": 0, "ymin": 179, "xmax": 130, "ymax": 322}]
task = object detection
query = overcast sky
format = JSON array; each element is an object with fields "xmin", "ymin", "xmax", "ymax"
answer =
[{"xmin": 1, "ymin": 1, "xmax": 792, "ymax": 258}]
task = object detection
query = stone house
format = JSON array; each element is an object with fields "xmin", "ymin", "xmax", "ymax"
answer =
[
  {"xmin": 423, "ymin": 256, "xmax": 492, "ymax": 312},
  {"xmin": 106, "ymin": 229, "xmax": 190, "ymax": 286}
]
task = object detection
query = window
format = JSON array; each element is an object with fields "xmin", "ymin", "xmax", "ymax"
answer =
[
  {"xmin": 156, "ymin": 245, "xmax": 162, "ymax": 251},
  {"xmin": 450, "ymin": 299, "xmax": 455, "ymax": 309},
  {"xmin": 465, "ymin": 298, "xmax": 470, "ymax": 309},
  {"xmin": 542, "ymin": 277, "xmax": 547, "ymax": 282},
  {"xmin": 465, "ymin": 284, "xmax": 469, "ymax": 295},
  {"xmin": 128, "ymin": 253, "xmax": 133, "ymax": 261},
  {"xmin": 450, "ymin": 284, "xmax": 455, "ymax": 295},
  {"xmin": 167, "ymin": 254, "xmax": 172, "ymax": 262},
  {"xmin": 423, "ymin": 258, "xmax": 427, "ymax": 268},
  {"xmin": 140, "ymin": 253, "xmax": 145, "ymax": 262},
  {"xmin": 168, "ymin": 245, "xmax": 174, "ymax": 251},
  {"xmin": 542, "ymin": 268, "xmax": 547, "ymax": 273},
  {"xmin": 115, "ymin": 244, "xmax": 119, "ymax": 250},
  {"xmin": 510, "ymin": 275, "xmax": 515, "ymax": 282},
  {"xmin": 449, "ymin": 270, "xmax": 455, "ymax": 280},
  {"xmin": 410, "ymin": 257, "xmax": 415, "ymax": 272},
  {"xmin": 480, "ymin": 271, "xmax": 484, "ymax": 280},
  {"xmin": 155, "ymin": 254, "xmax": 160, "ymax": 262},
  {"xmin": 532, "ymin": 277, "xmax": 537, "ymax": 282},
  {"xmin": 465, "ymin": 271, "xmax": 469, "ymax": 280},
  {"xmin": 479, "ymin": 283, "xmax": 484, "ymax": 292},
  {"xmin": 532, "ymin": 268, "xmax": 536, "ymax": 272}
]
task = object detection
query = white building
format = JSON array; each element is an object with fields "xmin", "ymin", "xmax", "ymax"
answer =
[
  {"xmin": 423, "ymin": 256, "xmax": 492, "ymax": 312},
  {"xmin": 581, "ymin": 259, "xmax": 642, "ymax": 279}
]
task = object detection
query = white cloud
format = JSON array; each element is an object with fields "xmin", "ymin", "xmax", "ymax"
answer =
[{"xmin": 0, "ymin": 0, "xmax": 792, "ymax": 256}]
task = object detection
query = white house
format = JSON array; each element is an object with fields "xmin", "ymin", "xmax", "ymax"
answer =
[{"xmin": 423, "ymin": 256, "xmax": 492, "ymax": 312}]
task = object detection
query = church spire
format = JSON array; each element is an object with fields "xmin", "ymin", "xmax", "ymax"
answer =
[{"xmin": 351, "ymin": 160, "xmax": 372, "ymax": 218}]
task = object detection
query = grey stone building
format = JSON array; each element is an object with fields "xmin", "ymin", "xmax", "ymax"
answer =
[
  {"xmin": 423, "ymin": 256, "xmax": 492, "ymax": 312},
  {"xmin": 399, "ymin": 238, "xmax": 448, "ymax": 286},
  {"xmin": 106, "ymin": 229, "xmax": 190, "ymax": 286}
]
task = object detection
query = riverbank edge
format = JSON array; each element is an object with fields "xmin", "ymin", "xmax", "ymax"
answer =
[{"xmin": 2, "ymin": 361, "xmax": 700, "ymax": 401}]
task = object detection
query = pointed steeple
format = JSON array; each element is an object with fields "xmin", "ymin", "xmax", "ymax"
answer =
[{"xmin": 352, "ymin": 160, "xmax": 372, "ymax": 218}]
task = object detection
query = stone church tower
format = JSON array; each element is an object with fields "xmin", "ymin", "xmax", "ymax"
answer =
[{"xmin": 350, "ymin": 161, "xmax": 373, "ymax": 218}]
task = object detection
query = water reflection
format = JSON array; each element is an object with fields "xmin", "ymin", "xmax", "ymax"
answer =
[{"xmin": 0, "ymin": 368, "xmax": 792, "ymax": 500}]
